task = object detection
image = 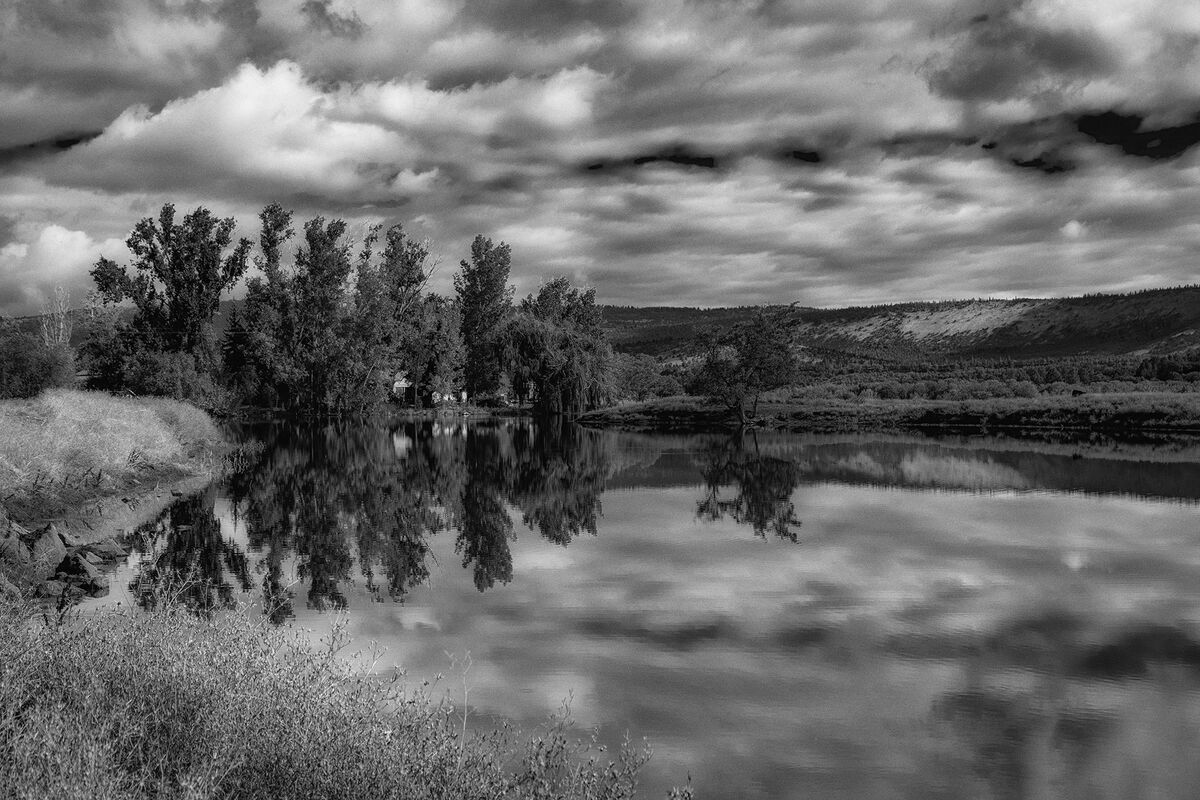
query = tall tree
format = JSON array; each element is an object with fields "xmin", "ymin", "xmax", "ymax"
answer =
[
  {"xmin": 291, "ymin": 217, "xmax": 354, "ymax": 410},
  {"xmin": 223, "ymin": 203, "xmax": 296, "ymax": 407},
  {"xmin": 454, "ymin": 235, "xmax": 513, "ymax": 397},
  {"xmin": 91, "ymin": 204, "xmax": 251, "ymax": 360}
]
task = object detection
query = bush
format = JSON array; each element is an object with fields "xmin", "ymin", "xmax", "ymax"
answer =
[
  {"xmin": 0, "ymin": 331, "xmax": 74, "ymax": 399},
  {"xmin": 0, "ymin": 600, "xmax": 652, "ymax": 800}
]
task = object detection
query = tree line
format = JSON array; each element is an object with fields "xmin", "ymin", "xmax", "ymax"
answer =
[{"xmin": 75, "ymin": 202, "xmax": 618, "ymax": 415}]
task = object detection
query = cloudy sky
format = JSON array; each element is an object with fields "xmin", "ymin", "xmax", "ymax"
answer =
[{"xmin": 2, "ymin": 0, "xmax": 1200, "ymax": 315}]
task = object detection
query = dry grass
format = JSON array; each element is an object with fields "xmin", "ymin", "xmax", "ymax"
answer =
[
  {"xmin": 0, "ymin": 390, "xmax": 223, "ymax": 501},
  {"xmin": 0, "ymin": 598, "xmax": 660, "ymax": 800}
]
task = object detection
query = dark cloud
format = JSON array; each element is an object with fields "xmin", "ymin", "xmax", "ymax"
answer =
[
  {"xmin": 1076, "ymin": 111, "xmax": 1200, "ymax": 160},
  {"xmin": 467, "ymin": 0, "xmax": 638, "ymax": 38},
  {"xmin": 300, "ymin": 0, "xmax": 366, "ymax": 39},
  {"xmin": 924, "ymin": 2, "xmax": 1117, "ymax": 103},
  {"xmin": 583, "ymin": 145, "xmax": 721, "ymax": 173},
  {"xmin": 0, "ymin": 215, "xmax": 16, "ymax": 247},
  {"xmin": 0, "ymin": 132, "xmax": 102, "ymax": 171}
]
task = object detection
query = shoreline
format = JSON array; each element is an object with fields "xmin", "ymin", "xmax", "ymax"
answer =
[{"xmin": 575, "ymin": 392, "xmax": 1200, "ymax": 437}]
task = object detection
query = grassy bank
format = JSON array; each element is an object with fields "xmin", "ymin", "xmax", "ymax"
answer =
[
  {"xmin": 0, "ymin": 600, "xmax": 658, "ymax": 800},
  {"xmin": 0, "ymin": 390, "xmax": 225, "ymax": 524},
  {"xmin": 577, "ymin": 392, "xmax": 1200, "ymax": 435}
]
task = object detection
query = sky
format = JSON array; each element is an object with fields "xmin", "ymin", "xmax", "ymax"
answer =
[{"xmin": 2, "ymin": 0, "xmax": 1200, "ymax": 315}]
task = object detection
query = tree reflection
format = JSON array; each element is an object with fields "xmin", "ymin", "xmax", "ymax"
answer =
[
  {"xmin": 136, "ymin": 417, "xmax": 615, "ymax": 621},
  {"xmin": 696, "ymin": 434, "xmax": 803, "ymax": 541},
  {"xmin": 129, "ymin": 485, "xmax": 252, "ymax": 616}
]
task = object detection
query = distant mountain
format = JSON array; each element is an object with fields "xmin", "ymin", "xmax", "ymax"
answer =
[{"xmin": 601, "ymin": 286, "xmax": 1200, "ymax": 362}]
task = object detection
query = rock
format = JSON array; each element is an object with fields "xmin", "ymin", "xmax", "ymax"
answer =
[
  {"xmin": 36, "ymin": 580, "xmax": 66, "ymax": 598},
  {"xmin": 0, "ymin": 529, "xmax": 31, "ymax": 568},
  {"xmin": 86, "ymin": 538, "xmax": 128, "ymax": 560},
  {"xmin": 56, "ymin": 528, "xmax": 88, "ymax": 549},
  {"xmin": 0, "ymin": 571, "xmax": 20, "ymax": 600},
  {"xmin": 83, "ymin": 551, "xmax": 103, "ymax": 566},
  {"xmin": 89, "ymin": 575, "xmax": 110, "ymax": 595},
  {"xmin": 30, "ymin": 525, "xmax": 67, "ymax": 576},
  {"xmin": 59, "ymin": 553, "xmax": 101, "ymax": 582}
]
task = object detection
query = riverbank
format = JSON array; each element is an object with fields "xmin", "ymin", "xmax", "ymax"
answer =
[
  {"xmin": 0, "ymin": 390, "xmax": 228, "ymax": 598},
  {"xmin": 576, "ymin": 392, "xmax": 1200, "ymax": 435}
]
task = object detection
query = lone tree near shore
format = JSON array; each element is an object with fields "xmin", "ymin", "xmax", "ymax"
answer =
[{"xmin": 698, "ymin": 307, "xmax": 797, "ymax": 424}]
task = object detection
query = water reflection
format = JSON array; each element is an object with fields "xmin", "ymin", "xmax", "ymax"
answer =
[
  {"xmin": 695, "ymin": 433, "xmax": 803, "ymax": 541},
  {"xmin": 130, "ymin": 419, "xmax": 632, "ymax": 618},
  {"xmin": 102, "ymin": 422, "xmax": 1200, "ymax": 799}
]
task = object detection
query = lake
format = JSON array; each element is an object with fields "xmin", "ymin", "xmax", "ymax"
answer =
[{"xmin": 86, "ymin": 418, "xmax": 1200, "ymax": 799}]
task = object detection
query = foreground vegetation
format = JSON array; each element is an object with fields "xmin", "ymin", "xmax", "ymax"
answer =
[
  {"xmin": 0, "ymin": 390, "xmax": 223, "ymax": 520},
  {"xmin": 0, "ymin": 599, "xmax": 665, "ymax": 800}
]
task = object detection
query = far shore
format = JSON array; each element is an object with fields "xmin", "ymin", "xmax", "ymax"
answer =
[{"xmin": 575, "ymin": 392, "xmax": 1200, "ymax": 437}]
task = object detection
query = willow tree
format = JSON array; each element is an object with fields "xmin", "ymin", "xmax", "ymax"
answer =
[{"xmin": 505, "ymin": 276, "xmax": 614, "ymax": 415}]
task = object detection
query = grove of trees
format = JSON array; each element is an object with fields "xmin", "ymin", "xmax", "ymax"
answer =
[{"xmin": 70, "ymin": 202, "xmax": 624, "ymax": 416}]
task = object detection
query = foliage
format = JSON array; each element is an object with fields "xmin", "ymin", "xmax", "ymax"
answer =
[
  {"xmin": 91, "ymin": 204, "xmax": 251, "ymax": 362},
  {"xmin": 455, "ymin": 235, "xmax": 514, "ymax": 397},
  {"xmin": 696, "ymin": 309, "xmax": 797, "ymax": 423},
  {"xmin": 506, "ymin": 277, "xmax": 615, "ymax": 415},
  {"xmin": 0, "ymin": 329, "xmax": 74, "ymax": 399},
  {"xmin": 0, "ymin": 598, "xmax": 650, "ymax": 800},
  {"xmin": 614, "ymin": 353, "xmax": 683, "ymax": 402}
]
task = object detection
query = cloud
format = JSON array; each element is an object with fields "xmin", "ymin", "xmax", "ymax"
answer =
[
  {"xmin": 45, "ymin": 60, "xmax": 610, "ymax": 206},
  {"xmin": 0, "ymin": 225, "xmax": 125, "ymax": 316}
]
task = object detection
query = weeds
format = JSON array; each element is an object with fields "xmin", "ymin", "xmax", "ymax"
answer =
[
  {"xmin": 0, "ymin": 390, "xmax": 224, "ymax": 519},
  {"xmin": 0, "ymin": 597, "xmax": 655, "ymax": 800}
]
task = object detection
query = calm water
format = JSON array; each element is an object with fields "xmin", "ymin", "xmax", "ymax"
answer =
[{"xmin": 87, "ymin": 419, "xmax": 1200, "ymax": 799}]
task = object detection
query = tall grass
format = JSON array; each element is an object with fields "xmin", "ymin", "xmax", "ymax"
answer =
[
  {"xmin": 0, "ymin": 390, "xmax": 223, "ymax": 501},
  {"xmin": 0, "ymin": 599, "xmax": 657, "ymax": 800}
]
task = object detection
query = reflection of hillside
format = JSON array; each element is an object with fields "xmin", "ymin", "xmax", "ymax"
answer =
[{"xmin": 603, "ymin": 431, "xmax": 1200, "ymax": 500}]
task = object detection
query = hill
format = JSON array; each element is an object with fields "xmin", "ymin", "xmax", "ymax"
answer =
[{"xmin": 601, "ymin": 286, "xmax": 1200, "ymax": 362}]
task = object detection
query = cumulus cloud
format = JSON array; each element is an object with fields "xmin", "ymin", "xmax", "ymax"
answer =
[{"xmin": 0, "ymin": 225, "xmax": 125, "ymax": 316}]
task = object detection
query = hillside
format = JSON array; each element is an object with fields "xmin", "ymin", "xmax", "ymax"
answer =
[
  {"xmin": 601, "ymin": 286, "xmax": 1200, "ymax": 362},
  {"xmin": 10, "ymin": 285, "xmax": 1200, "ymax": 366}
]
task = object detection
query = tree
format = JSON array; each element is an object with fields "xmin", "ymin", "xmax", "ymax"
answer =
[
  {"xmin": 697, "ymin": 308, "xmax": 797, "ymax": 424},
  {"xmin": 223, "ymin": 203, "xmax": 297, "ymax": 407},
  {"xmin": 91, "ymin": 204, "xmax": 251, "ymax": 360},
  {"xmin": 290, "ymin": 217, "xmax": 354, "ymax": 410},
  {"xmin": 455, "ymin": 235, "xmax": 513, "ymax": 397},
  {"xmin": 505, "ymin": 276, "xmax": 614, "ymax": 414}
]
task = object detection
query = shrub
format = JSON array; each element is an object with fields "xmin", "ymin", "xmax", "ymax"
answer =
[
  {"xmin": 0, "ymin": 331, "xmax": 74, "ymax": 399},
  {"xmin": 0, "ymin": 600, "xmax": 651, "ymax": 800}
]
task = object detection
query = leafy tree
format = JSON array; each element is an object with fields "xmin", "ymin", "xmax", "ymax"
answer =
[
  {"xmin": 696, "ymin": 308, "xmax": 797, "ymax": 424},
  {"xmin": 455, "ymin": 235, "xmax": 513, "ymax": 397},
  {"xmin": 223, "ymin": 203, "xmax": 297, "ymax": 407},
  {"xmin": 91, "ymin": 204, "xmax": 250, "ymax": 360},
  {"xmin": 504, "ymin": 276, "xmax": 614, "ymax": 414},
  {"xmin": 406, "ymin": 294, "xmax": 465, "ymax": 406},
  {"xmin": 289, "ymin": 217, "xmax": 354, "ymax": 410}
]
